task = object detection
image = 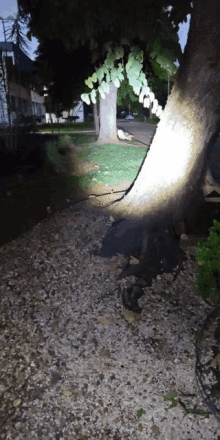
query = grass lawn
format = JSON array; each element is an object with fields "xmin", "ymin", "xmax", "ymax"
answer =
[{"xmin": 45, "ymin": 134, "xmax": 147, "ymax": 192}]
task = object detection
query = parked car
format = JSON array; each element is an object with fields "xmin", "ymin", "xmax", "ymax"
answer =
[{"xmin": 125, "ymin": 114, "xmax": 135, "ymax": 121}]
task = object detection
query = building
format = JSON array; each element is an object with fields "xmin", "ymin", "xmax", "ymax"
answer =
[
  {"xmin": 0, "ymin": 42, "xmax": 46, "ymax": 127},
  {"xmin": 43, "ymin": 86, "xmax": 84, "ymax": 123}
]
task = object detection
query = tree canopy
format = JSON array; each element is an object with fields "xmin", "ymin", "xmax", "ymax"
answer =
[
  {"xmin": 21, "ymin": 0, "xmax": 185, "ymax": 118},
  {"xmin": 32, "ymin": 39, "xmax": 95, "ymax": 112},
  {"xmin": 18, "ymin": 0, "xmax": 186, "ymax": 68},
  {"xmin": 18, "ymin": 0, "xmax": 192, "ymax": 47}
]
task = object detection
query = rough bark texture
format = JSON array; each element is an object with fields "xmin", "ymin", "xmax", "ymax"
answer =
[
  {"xmin": 96, "ymin": 82, "xmax": 120, "ymax": 145},
  {"xmin": 97, "ymin": 0, "xmax": 220, "ymax": 300}
]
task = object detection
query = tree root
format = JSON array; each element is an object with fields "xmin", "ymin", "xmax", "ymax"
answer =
[{"xmin": 94, "ymin": 216, "xmax": 187, "ymax": 313}]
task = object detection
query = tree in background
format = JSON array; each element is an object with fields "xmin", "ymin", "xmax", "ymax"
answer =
[
  {"xmin": 31, "ymin": 39, "xmax": 96, "ymax": 120},
  {"xmin": 17, "ymin": 0, "xmax": 183, "ymax": 138},
  {"xmin": 82, "ymin": 40, "xmax": 178, "ymax": 144},
  {"xmin": 5, "ymin": 8, "xmax": 30, "ymax": 55}
]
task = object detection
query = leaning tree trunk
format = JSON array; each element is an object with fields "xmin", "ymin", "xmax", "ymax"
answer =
[
  {"xmin": 96, "ymin": 82, "xmax": 120, "ymax": 145},
  {"xmin": 97, "ymin": 0, "xmax": 220, "ymax": 296}
]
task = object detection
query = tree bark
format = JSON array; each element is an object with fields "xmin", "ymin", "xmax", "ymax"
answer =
[
  {"xmin": 96, "ymin": 0, "xmax": 220, "ymax": 304},
  {"xmin": 96, "ymin": 82, "xmax": 120, "ymax": 145},
  {"xmin": 93, "ymin": 102, "xmax": 100, "ymax": 135}
]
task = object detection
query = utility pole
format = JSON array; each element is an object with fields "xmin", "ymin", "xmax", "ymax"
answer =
[{"xmin": 0, "ymin": 16, "xmax": 14, "ymax": 150}]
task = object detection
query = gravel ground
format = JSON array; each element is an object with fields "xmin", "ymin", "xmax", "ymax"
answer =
[{"xmin": 0, "ymin": 202, "xmax": 220, "ymax": 439}]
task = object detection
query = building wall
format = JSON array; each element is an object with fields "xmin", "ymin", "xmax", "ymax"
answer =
[
  {"xmin": 0, "ymin": 42, "xmax": 46, "ymax": 126},
  {"xmin": 45, "ymin": 101, "xmax": 84, "ymax": 123},
  {"xmin": 31, "ymin": 89, "xmax": 46, "ymax": 120},
  {"xmin": 7, "ymin": 82, "xmax": 45, "ymax": 124}
]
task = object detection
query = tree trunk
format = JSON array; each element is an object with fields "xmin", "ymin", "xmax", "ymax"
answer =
[
  {"xmin": 96, "ymin": 82, "xmax": 120, "ymax": 145},
  {"xmin": 149, "ymin": 102, "xmax": 152, "ymax": 119},
  {"xmin": 93, "ymin": 102, "xmax": 100, "ymax": 135},
  {"xmin": 96, "ymin": 0, "xmax": 220, "ymax": 309}
]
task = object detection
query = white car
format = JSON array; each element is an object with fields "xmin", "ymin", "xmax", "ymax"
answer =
[{"xmin": 125, "ymin": 115, "xmax": 135, "ymax": 121}]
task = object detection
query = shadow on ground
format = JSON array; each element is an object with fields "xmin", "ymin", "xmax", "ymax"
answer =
[{"xmin": 0, "ymin": 133, "xmax": 90, "ymax": 248}]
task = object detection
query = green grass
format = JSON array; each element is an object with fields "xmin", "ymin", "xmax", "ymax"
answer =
[
  {"xmin": 39, "ymin": 120, "xmax": 94, "ymax": 132},
  {"xmin": 45, "ymin": 134, "xmax": 147, "ymax": 191},
  {"xmin": 147, "ymin": 117, "xmax": 160, "ymax": 125},
  {"xmin": 84, "ymin": 143, "xmax": 146, "ymax": 186},
  {"xmin": 64, "ymin": 133, "xmax": 98, "ymax": 144}
]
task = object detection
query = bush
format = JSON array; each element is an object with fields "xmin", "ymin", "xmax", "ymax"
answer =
[
  {"xmin": 196, "ymin": 219, "xmax": 220, "ymax": 307},
  {"xmin": 44, "ymin": 135, "xmax": 67, "ymax": 173}
]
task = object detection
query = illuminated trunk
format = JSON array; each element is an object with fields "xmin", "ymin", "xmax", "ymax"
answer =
[
  {"xmin": 96, "ymin": 82, "xmax": 120, "ymax": 145},
  {"xmin": 98, "ymin": 0, "xmax": 220, "ymax": 300}
]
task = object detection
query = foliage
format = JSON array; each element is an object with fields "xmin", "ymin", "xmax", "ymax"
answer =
[
  {"xmin": 44, "ymin": 136, "xmax": 66, "ymax": 171},
  {"xmin": 196, "ymin": 220, "xmax": 220, "ymax": 308},
  {"xmin": 117, "ymin": 79, "xmax": 138, "ymax": 107},
  {"xmin": 147, "ymin": 7, "xmax": 182, "ymax": 76},
  {"xmin": 147, "ymin": 117, "xmax": 160, "ymax": 125},
  {"xmin": 17, "ymin": 0, "xmax": 183, "ymax": 117},
  {"xmin": 32, "ymin": 40, "xmax": 95, "ymax": 113},
  {"xmin": 137, "ymin": 408, "xmax": 146, "ymax": 418},
  {"xmin": 4, "ymin": 11, "xmax": 30, "ymax": 55},
  {"xmin": 17, "ymin": 0, "xmax": 188, "ymax": 53},
  {"xmin": 81, "ymin": 44, "xmax": 165, "ymax": 118}
]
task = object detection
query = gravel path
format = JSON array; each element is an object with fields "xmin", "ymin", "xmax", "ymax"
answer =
[{"xmin": 1, "ymin": 202, "xmax": 220, "ymax": 439}]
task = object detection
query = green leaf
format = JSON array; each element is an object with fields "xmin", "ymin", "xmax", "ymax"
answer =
[
  {"xmin": 85, "ymin": 77, "xmax": 94, "ymax": 89},
  {"xmin": 104, "ymin": 43, "xmax": 112, "ymax": 52},
  {"xmin": 115, "ymin": 46, "xmax": 124, "ymax": 60},
  {"xmin": 96, "ymin": 67, "xmax": 105, "ymax": 82},
  {"xmin": 113, "ymin": 78, "xmax": 120, "ymax": 88},
  {"xmin": 130, "ymin": 46, "xmax": 144, "ymax": 63},
  {"xmin": 164, "ymin": 390, "xmax": 177, "ymax": 401},
  {"xmin": 150, "ymin": 50, "xmax": 158, "ymax": 60},
  {"xmin": 139, "ymin": 72, "xmax": 148, "ymax": 85},
  {"xmin": 137, "ymin": 408, "xmax": 146, "ymax": 418},
  {"xmin": 156, "ymin": 54, "xmax": 178, "ymax": 75},
  {"xmin": 118, "ymin": 72, "xmax": 124, "ymax": 81},
  {"xmin": 142, "ymin": 85, "xmax": 150, "ymax": 96},
  {"xmin": 128, "ymin": 77, "xmax": 142, "ymax": 95},
  {"xmin": 125, "ymin": 55, "xmax": 135, "ymax": 73},
  {"xmin": 92, "ymin": 72, "xmax": 97, "ymax": 82},
  {"xmin": 110, "ymin": 69, "xmax": 118, "ymax": 82},
  {"xmin": 126, "ymin": 61, "xmax": 142, "ymax": 80},
  {"xmin": 105, "ymin": 58, "xmax": 114, "ymax": 69},
  {"xmin": 106, "ymin": 72, "xmax": 111, "ymax": 83},
  {"xmin": 81, "ymin": 93, "xmax": 90, "ymax": 105},
  {"xmin": 98, "ymin": 83, "xmax": 106, "ymax": 99},
  {"xmin": 91, "ymin": 89, "xmax": 96, "ymax": 104},
  {"xmin": 102, "ymin": 81, "xmax": 110, "ymax": 94}
]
